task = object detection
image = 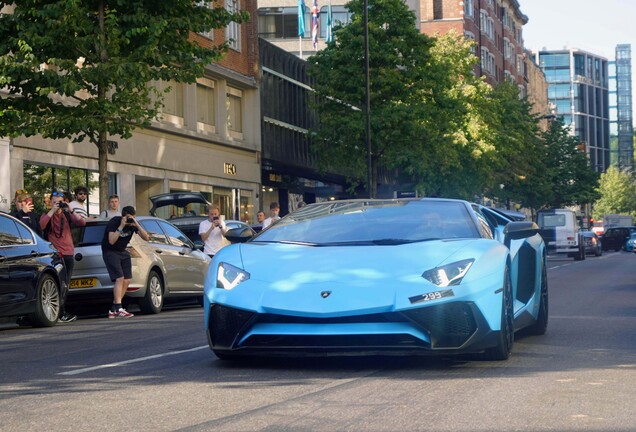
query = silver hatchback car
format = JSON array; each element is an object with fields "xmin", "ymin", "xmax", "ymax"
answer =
[{"xmin": 69, "ymin": 216, "xmax": 210, "ymax": 314}]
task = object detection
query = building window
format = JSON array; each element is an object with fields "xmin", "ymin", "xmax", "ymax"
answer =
[
  {"xmin": 516, "ymin": 54, "xmax": 524, "ymax": 74},
  {"xmin": 162, "ymin": 81, "xmax": 184, "ymax": 126},
  {"xmin": 480, "ymin": 10, "xmax": 494, "ymax": 40},
  {"xmin": 197, "ymin": 1, "xmax": 214, "ymax": 39},
  {"xmin": 196, "ymin": 77, "xmax": 216, "ymax": 132},
  {"xmin": 226, "ymin": 0, "xmax": 241, "ymax": 51},
  {"xmin": 481, "ymin": 48, "xmax": 495, "ymax": 75},
  {"xmin": 464, "ymin": 0, "xmax": 474, "ymax": 17},
  {"xmin": 433, "ymin": 0, "xmax": 443, "ymax": 20},
  {"xmin": 319, "ymin": 5, "xmax": 351, "ymax": 37},
  {"xmin": 226, "ymin": 86, "xmax": 243, "ymax": 139}
]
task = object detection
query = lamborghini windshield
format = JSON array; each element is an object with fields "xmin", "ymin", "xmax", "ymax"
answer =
[{"xmin": 251, "ymin": 200, "xmax": 480, "ymax": 246}]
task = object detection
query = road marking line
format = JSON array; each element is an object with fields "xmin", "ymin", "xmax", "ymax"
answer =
[{"xmin": 58, "ymin": 345, "xmax": 208, "ymax": 376}]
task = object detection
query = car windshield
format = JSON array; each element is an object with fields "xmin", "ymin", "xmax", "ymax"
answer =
[{"xmin": 251, "ymin": 200, "xmax": 480, "ymax": 245}]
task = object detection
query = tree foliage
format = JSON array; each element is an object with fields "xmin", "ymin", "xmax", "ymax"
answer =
[
  {"xmin": 539, "ymin": 119, "xmax": 599, "ymax": 208},
  {"xmin": 592, "ymin": 166, "xmax": 636, "ymax": 218},
  {"xmin": 0, "ymin": 0, "xmax": 248, "ymax": 208},
  {"xmin": 306, "ymin": 0, "xmax": 550, "ymax": 204},
  {"xmin": 307, "ymin": 0, "xmax": 438, "ymax": 197}
]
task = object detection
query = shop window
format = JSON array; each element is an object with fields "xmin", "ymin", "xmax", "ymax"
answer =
[
  {"xmin": 240, "ymin": 190, "xmax": 253, "ymax": 224},
  {"xmin": 214, "ymin": 187, "xmax": 233, "ymax": 220},
  {"xmin": 21, "ymin": 163, "xmax": 102, "ymax": 215}
]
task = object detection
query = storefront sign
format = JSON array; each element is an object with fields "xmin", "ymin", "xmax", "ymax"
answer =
[{"xmin": 224, "ymin": 162, "xmax": 237, "ymax": 175}]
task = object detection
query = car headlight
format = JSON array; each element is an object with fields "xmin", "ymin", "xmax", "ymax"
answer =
[
  {"xmin": 422, "ymin": 259, "xmax": 474, "ymax": 287},
  {"xmin": 216, "ymin": 262, "xmax": 250, "ymax": 290}
]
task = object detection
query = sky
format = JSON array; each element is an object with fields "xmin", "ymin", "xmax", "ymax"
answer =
[{"xmin": 521, "ymin": 0, "xmax": 636, "ymax": 60}]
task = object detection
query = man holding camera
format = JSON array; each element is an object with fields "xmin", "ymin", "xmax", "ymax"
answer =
[
  {"xmin": 39, "ymin": 190, "xmax": 87, "ymax": 323},
  {"xmin": 102, "ymin": 206, "xmax": 149, "ymax": 318},
  {"xmin": 199, "ymin": 206, "xmax": 228, "ymax": 258}
]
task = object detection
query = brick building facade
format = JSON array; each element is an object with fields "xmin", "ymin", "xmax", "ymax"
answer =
[{"xmin": 419, "ymin": 0, "xmax": 528, "ymax": 93}]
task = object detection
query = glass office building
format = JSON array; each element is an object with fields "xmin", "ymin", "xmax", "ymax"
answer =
[
  {"xmin": 537, "ymin": 49, "xmax": 610, "ymax": 172},
  {"xmin": 609, "ymin": 44, "xmax": 634, "ymax": 170}
]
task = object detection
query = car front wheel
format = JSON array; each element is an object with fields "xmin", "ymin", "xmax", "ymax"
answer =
[
  {"xmin": 28, "ymin": 274, "xmax": 60, "ymax": 327},
  {"xmin": 483, "ymin": 265, "xmax": 514, "ymax": 361},
  {"xmin": 139, "ymin": 270, "xmax": 164, "ymax": 314}
]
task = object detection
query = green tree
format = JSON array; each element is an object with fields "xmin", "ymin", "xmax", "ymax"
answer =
[
  {"xmin": 478, "ymin": 83, "xmax": 547, "ymax": 209},
  {"xmin": 592, "ymin": 166, "xmax": 636, "ymax": 218},
  {"xmin": 308, "ymin": 0, "xmax": 485, "ymax": 198},
  {"xmin": 0, "ymin": 1, "xmax": 248, "ymax": 208},
  {"xmin": 541, "ymin": 119, "xmax": 599, "ymax": 208}
]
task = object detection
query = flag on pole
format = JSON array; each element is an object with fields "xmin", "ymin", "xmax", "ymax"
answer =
[
  {"xmin": 298, "ymin": 0, "xmax": 306, "ymax": 37},
  {"xmin": 311, "ymin": 0, "xmax": 319, "ymax": 49},
  {"xmin": 326, "ymin": 0, "xmax": 333, "ymax": 43}
]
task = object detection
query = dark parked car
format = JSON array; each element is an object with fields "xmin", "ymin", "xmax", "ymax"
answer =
[
  {"xmin": 600, "ymin": 226, "xmax": 636, "ymax": 251},
  {"xmin": 0, "ymin": 212, "xmax": 67, "ymax": 327},
  {"xmin": 581, "ymin": 231, "xmax": 602, "ymax": 256},
  {"xmin": 148, "ymin": 192, "xmax": 255, "ymax": 243}
]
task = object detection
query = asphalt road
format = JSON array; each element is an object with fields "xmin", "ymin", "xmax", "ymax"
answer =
[{"xmin": 1, "ymin": 251, "xmax": 635, "ymax": 432}]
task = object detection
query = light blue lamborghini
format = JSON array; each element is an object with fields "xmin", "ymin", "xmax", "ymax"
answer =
[{"xmin": 204, "ymin": 198, "xmax": 548, "ymax": 361}]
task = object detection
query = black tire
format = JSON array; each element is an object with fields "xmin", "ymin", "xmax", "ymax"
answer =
[
  {"xmin": 526, "ymin": 257, "xmax": 549, "ymax": 336},
  {"xmin": 483, "ymin": 265, "xmax": 514, "ymax": 361},
  {"xmin": 28, "ymin": 274, "xmax": 60, "ymax": 327},
  {"xmin": 574, "ymin": 243, "xmax": 585, "ymax": 260},
  {"xmin": 139, "ymin": 270, "xmax": 164, "ymax": 314},
  {"xmin": 595, "ymin": 246, "xmax": 602, "ymax": 257}
]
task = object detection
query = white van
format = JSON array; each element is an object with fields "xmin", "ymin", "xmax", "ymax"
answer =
[{"xmin": 537, "ymin": 209, "xmax": 585, "ymax": 260}]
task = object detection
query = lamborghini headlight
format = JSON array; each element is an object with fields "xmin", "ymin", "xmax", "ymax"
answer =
[
  {"xmin": 216, "ymin": 262, "xmax": 250, "ymax": 290},
  {"xmin": 422, "ymin": 259, "xmax": 474, "ymax": 287}
]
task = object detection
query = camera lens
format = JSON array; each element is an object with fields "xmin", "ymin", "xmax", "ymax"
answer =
[{"xmin": 127, "ymin": 217, "xmax": 134, "ymax": 223}]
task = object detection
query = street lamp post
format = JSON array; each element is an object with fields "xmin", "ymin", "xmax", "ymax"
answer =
[{"xmin": 363, "ymin": 0, "xmax": 372, "ymax": 198}]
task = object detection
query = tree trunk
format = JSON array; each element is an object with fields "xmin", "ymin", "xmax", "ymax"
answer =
[
  {"xmin": 97, "ymin": 133, "xmax": 108, "ymax": 213},
  {"xmin": 97, "ymin": 0, "xmax": 108, "ymax": 212}
]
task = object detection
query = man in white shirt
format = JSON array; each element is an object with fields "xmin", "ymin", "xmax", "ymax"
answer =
[
  {"xmin": 199, "ymin": 206, "xmax": 228, "ymax": 257},
  {"xmin": 69, "ymin": 186, "xmax": 90, "ymax": 218},
  {"xmin": 262, "ymin": 202, "xmax": 281, "ymax": 229}
]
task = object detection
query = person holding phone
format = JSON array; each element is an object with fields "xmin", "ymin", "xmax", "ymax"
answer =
[
  {"xmin": 101, "ymin": 206, "xmax": 149, "ymax": 318},
  {"xmin": 11, "ymin": 189, "xmax": 43, "ymax": 237},
  {"xmin": 199, "ymin": 205, "xmax": 228, "ymax": 258},
  {"xmin": 39, "ymin": 190, "xmax": 87, "ymax": 323}
]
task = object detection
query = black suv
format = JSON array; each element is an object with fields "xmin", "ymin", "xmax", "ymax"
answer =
[{"xmin": 601, "ymin": 226, "xmax": 636, "ymax": 251}]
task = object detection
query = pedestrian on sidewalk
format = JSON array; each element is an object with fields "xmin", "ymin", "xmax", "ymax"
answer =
[{"xmin": 39, "ymin": 190, "xmax": 86, "ymax": 323}]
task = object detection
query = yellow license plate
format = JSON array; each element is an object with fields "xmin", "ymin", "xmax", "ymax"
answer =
[{"xmin": 70, "ymin": 278, "xmax": 98, "ymax": 289}]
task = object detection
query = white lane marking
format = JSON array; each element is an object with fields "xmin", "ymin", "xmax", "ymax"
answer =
[{"xmin": 58, "ymin": 345, "xmax": 208, "ymax": 376}]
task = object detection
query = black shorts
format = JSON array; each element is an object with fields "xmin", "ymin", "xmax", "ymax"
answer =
[{"xmin": 103, "ymin": 250, "xmax": 132, "ymax": 281}]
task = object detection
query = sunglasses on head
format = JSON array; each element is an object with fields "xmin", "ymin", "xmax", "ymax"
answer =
[
  {"xmin": 16, "ymin": 189, "xmax": 28, "ymax": 194},
  {"xmin": 52, "ymin": 192, "xmax": 64, "ymax": 197}
]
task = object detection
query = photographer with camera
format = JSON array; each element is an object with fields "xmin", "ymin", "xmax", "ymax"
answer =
[
  {"xmin": 199, "ymin": 205, "xmax": 228, "ymax": 258},
  {"xmin": 39, "ymin": 190, "xmax": 87, "ymax": 323},
  {"xmin": 101, "ymin": 206, "xmax": 149, "ymax": 318}
]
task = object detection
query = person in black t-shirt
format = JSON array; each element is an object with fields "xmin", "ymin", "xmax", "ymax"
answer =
[{"xmin": 101, "ymin": 206, "xmax": 149, "ymax": 318}]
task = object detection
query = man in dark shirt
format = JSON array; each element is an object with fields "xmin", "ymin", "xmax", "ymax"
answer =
[{"xmin": 101, "ymin": 206, "xmax": 149, "ymax": 318}]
